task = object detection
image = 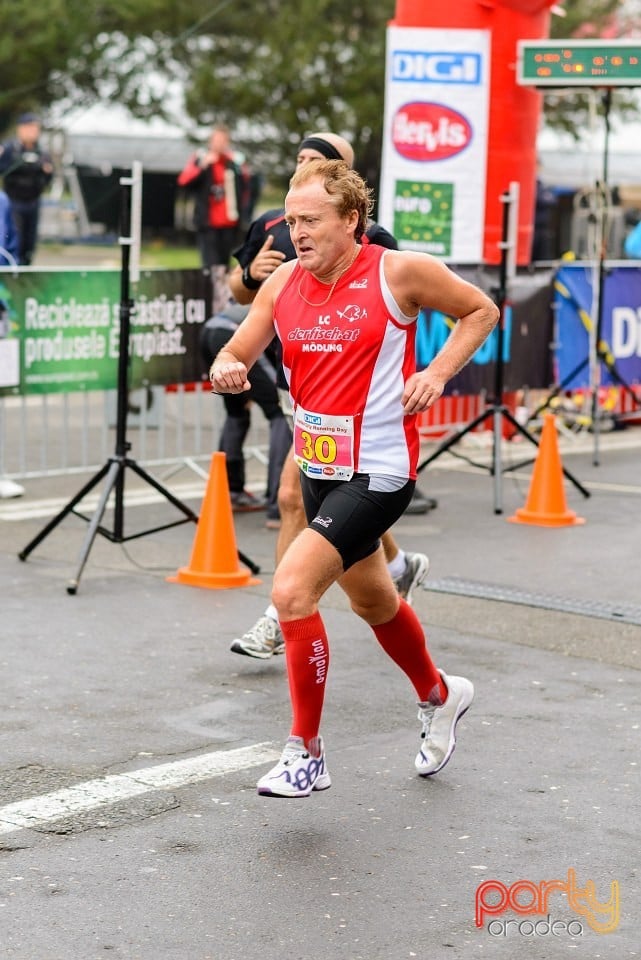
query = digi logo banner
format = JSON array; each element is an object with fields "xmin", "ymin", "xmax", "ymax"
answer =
[{"xmin": 392, "ymin": 50, "xmax": 481, "ymax": 84}]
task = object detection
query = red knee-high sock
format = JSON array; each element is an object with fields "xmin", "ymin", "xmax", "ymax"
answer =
[
  {"xmin": 371, "ymin": 599, "xmax": 447, "ymax": 704},
  {"xmin": 281, "ymin": 612, "xmax": 329, "ymax": 746}
]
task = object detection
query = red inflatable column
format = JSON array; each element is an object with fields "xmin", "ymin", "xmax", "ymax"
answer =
[{"xmin": 391, "ymin": 0, "xmax": 557, "ymax": 265}]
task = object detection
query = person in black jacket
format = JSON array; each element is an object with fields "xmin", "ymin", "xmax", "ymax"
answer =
[
  {"xmin": 0, "ymin": 188, "xmax": 19, "ymax": 266},
  {"xmin": 0, "ymin": 113, "xmax": 53, "ymax": 265}
]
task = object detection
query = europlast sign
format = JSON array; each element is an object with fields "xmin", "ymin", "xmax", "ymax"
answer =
[{"xmin": 380, "ymin": 26, "xmax": 490, "ymax": 262}]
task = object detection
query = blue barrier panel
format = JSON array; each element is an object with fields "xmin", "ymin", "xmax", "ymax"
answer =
[{"xmin": 554, "ymin": 263, "xmax": 641, "ymax": 390}]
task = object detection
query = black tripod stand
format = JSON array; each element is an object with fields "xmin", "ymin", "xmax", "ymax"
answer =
[
  {"xmin": 416, "ymin": 187, "xmax": 590, "ymax": 514},
  {"xmin": 19, "ymin": 169, "xmax": 259, "ymax": 594}
]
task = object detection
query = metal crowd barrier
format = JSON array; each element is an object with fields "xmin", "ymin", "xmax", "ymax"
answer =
[{"xmin": 0, "ymin": 383, "xmax": 271, "ymax": 484}]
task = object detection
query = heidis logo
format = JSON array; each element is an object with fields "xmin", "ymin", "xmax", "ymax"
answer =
[{"xmin": 392, "ymin": 102, "xmax": 472, "ymax": 161}]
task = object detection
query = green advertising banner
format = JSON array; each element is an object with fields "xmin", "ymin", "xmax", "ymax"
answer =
[
  {"xmin": 393, "ymin": 180, "xmax": 454, "ymax": 257},
  {"xmin": 0, "ymin": 268, "xmax": 211, "ymax": 395}
]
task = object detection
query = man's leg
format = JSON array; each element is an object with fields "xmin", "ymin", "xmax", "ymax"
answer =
[
  {"xmin": 198, "ymin": 229, "xmax": 231, "ymax": 314},
  {"xmin": 381, "ymin": 531, "xmax": 430, "ymax": 605},
  {"xmin": 202, "ymin": 321, "xmax": 264, "ymax": 511},
  {"xmin": 230, "ymin": 450, "xmax": 303, "ymax": 658},
  {"xmin": 275, "ymin": 452, "xmax": 306, "ymax": 563},
  {"xmin": 210, "ymin": 227, "xmax": 237, "ymax": 314},
  {"xmin": 232, "ymin": 468, "xmax": 430, "ymax": 659},
  {"xmin": 242, "ymin": 356, "xmax": 293, "ymax": 525},
  {"xmin": 210, "ymin": 265, "xmax": 230, "ymax": 315},
  {"xmin": 339, "ymin": 550, "xmax": 443, "ymax": 702},
  {"xmin": 218, "ymin": 396, "xmax": 251, "ymax": 497},
  {"xmin": 265, "ymin": 417, "xmax": 292, "ymax": 525},
  {"xmin": 12, "ymin": 206, "xmax": 28, "ymax": 265},
  {"xmin": 404, "ymin": 485, "xmax": 438, "ymax": 515},
  {"xmin": 22, "ymin": 205, "xmax": 39, "ymax": 266},
  {"xmin": 256, "ymin": 528, "xmax": 341, "ymax": 798},
  {"xmin": 340, "ymin": 550, "xmax": 473, "ymax": 779}
]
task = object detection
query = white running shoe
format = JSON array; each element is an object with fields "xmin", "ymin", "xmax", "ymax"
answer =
[
  {"xmin": 230, "ymin": 615, "xmax": 285, "ymax": 659},
  {"xmin": 257, "ymin": 736, "xmax": 331, "ymax": 798},
  {"xmin": 393, "ymin": 552, "xmax": 430, "ymax": 605},
  {"xmin": 415, "ymin": 671, "xmax": 474, "ymax": 776}
]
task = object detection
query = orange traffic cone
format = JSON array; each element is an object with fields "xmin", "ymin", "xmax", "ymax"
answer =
[
  {"xmin": 167, "ymin": 451, "xmax": 261, "ymax": 589},
  {"xmin": 508, "ymin": 414, "xmax": 585, "ymax": 528}
]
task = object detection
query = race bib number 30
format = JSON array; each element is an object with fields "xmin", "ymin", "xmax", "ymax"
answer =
[{"xmin": 293, "ymin": 406, "xmax": 355, "ymax": 480}]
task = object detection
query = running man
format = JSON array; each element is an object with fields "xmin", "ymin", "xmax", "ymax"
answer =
[
  {"xmin": 228, "ymin": 132, "xmax": 429, "ymax": 660},
  {"xmin": 211, "ymin": 160, "xmax": 498, "ymax": 797}
]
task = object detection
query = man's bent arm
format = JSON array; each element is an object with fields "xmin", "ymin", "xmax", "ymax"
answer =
[
  {"xmin": 401, "ymin": 299, "xmax": 498, "ymax": 416},
  {"xmin": 424, "ymin": 298, "xmax": 498, "ymax": 384},
  {"xmin": 387, "ymin": 251, "xmax": 499, "ymax": 415}
]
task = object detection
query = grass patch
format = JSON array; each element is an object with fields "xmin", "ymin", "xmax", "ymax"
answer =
[{"xmin": 140, "ymin": 244, "xmax": 200, "ymax": 269}]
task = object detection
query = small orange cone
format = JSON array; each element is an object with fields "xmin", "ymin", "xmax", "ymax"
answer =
[
  {"xmin": 167, "ymin": 452, "xmax": 261, "ymax": 589},
  {"xmin": 508, "ymin": 414, "xmax": 585, "ymax": 528}
]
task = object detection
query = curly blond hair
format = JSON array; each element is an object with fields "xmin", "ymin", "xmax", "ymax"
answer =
[{"xmin": 288, "ymin": 159, "xmax": 374, "ymax": 241}]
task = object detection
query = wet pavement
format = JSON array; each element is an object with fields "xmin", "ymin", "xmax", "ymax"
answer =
[{"xmin": 0, "ymin": 423, "xmax": 639, "ymax": 959}]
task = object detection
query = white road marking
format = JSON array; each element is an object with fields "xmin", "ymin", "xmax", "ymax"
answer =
[
  {"xmin": 492, "ymin": 474, "xmax": 641, "ymax": 495},
  {"xmin": 0, "ymin": 480, "xmax": 269, "ymax": 521},
  {"xmin": 0, "ymin": 483, "xmax": 206, "ymax": 522},
  {"xmin": 426, "ymin": 462, "xmax": 641, "ymax": 494},
  {"xmin": 0, "ymin": 743, "xmax": 280, "ymax": 836}
]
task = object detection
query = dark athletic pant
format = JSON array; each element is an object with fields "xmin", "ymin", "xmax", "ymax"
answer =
[{"xmin": 200, "ymin": 320, "xmax": 292, "ymax": 517}]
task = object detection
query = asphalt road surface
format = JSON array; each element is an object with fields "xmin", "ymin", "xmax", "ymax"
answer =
[{"xmin": 1, "ymin": 430, "xmax": 639, "ymax": 959}]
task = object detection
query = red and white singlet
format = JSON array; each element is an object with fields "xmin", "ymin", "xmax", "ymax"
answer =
[{"xmin": 274, "ymin": 243, "xmax": 419, "ymax": 481}]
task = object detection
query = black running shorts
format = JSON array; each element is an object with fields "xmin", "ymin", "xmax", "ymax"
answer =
[{"xmin": 299, "ymin": 472, "xmax": 415, "ymax": 571}]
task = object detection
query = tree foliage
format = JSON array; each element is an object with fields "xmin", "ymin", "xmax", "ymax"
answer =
[
  {"xmin": 0, "ymin": 0, "xmax": 77, "ymax": 133},
  {"xmin": 0, "ymin": 0, "xmax": 638, "ymax": 185},
  {"xmin": 0, "ymin": 0, "xmax": 394, "ymax": 185},
  {"xmin": 545, "ymin": 0, "xmax": 640, "ymax": 139},
  {"xmin": 179, "ymin": 0, "xmax": 395, "ymax": 186},
  {"xmin": 0, "ymin": 0, "xmax": 209, "ymax": 133}
]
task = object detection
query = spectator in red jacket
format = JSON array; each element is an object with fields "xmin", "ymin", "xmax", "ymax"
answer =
[{"xmin": 178, "ymin": 125, "xmax": 249, "ymax": 313}]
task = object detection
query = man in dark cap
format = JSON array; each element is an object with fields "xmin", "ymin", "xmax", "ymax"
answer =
[{"xmin": 0, "ymin": 113, "xmax": 53, "ymax": 265}]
